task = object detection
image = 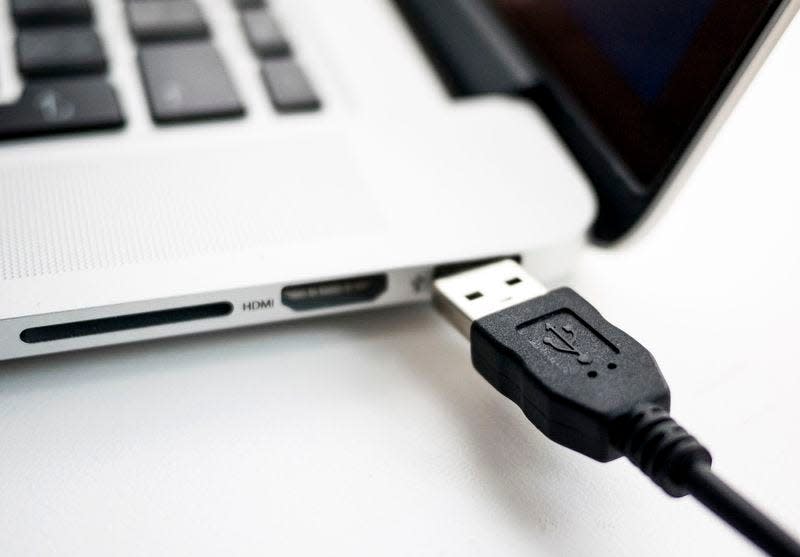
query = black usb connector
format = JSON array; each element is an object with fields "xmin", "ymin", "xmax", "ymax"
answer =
[{"xmin": 433, "ymin": 259, "xmax": 800, "ymax": 557}]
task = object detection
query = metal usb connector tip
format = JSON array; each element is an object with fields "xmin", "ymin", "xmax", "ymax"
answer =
[{"xmin": 432, "ymin": 259, "xmax": 547, "ymax": 338}]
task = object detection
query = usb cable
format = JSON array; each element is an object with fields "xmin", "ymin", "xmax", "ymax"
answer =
[{"xmin": 433, "ymin": 259, "xmax": 800, "ymax": 557}]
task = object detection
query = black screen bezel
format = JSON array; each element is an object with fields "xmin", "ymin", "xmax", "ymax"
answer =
[{"xmin": 490, "ymin": 0, "xmax": 786, "ymax": 240}]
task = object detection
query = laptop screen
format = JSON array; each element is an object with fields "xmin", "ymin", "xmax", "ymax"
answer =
[{"xmin": 490, "ymin": 0, "xmax": 783, "ymax": 187}]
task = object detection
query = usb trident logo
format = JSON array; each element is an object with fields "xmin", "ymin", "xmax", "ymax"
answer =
[{"xmin": 543, "ymin": 322, "xmax": 593, "ymax": 364}]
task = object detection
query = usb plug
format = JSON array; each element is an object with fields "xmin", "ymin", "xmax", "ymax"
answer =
[
  {"xmin": 434, "ymin": 259, "xmax": 672, "ymax": 463},
  {"xmin": 433, "ymin": 259, "xmax": 548, "ymax": 338},
  {"xmin": 433, "ymin": 259, "xmax": 800, "ymax": 557}
]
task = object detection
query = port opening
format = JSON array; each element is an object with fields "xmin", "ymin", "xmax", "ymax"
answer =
[
  {"xmin": 20, "ymin": 302, "xmax": 234, "ymax": 344},
  {"xmin": 282, "ymin": 274, "xmax": 388, "ymax": 311},
  {"xmin": 432, "ymin": 254, "xmax": 522, "ymax": 279}
]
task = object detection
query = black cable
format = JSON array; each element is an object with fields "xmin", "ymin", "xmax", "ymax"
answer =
[
  {"xmin": 614, "ymin": 404, "xmax": 800, "ymax": 557},
  {"xmin": 686, "ymin": 462, "xmax": 800, "ymax": 557},
  {"xmin": 432, "ymin": 259, "xmax": 800, "ymax": 557}
]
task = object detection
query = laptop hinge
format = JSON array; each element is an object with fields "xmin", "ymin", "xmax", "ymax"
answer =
[{"xmin": 393, "ymin": 0, "xmax": 540, "ymax": 96}]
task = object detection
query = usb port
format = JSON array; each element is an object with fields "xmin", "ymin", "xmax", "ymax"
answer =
[{"xmin": 281, "ymin": 274, "xmax": 387, "ymax": 311}]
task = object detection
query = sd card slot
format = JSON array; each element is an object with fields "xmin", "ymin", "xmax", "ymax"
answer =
[{"xmin": 20, "ymin": 302, "xmax": 234, "ymax": 344}]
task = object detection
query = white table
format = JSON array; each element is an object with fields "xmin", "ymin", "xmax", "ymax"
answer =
[{"xmin": 2, "ymin": 18, "xmax": 799, "ymax": 557}]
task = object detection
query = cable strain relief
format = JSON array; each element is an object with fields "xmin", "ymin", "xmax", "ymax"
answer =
[{"xmin": 614, "ymin": 403, "xmax": 712, "ymax": 497}]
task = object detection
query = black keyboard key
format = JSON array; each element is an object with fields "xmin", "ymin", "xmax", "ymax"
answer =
[
  {"xmin": 138, "ymin": 42, "xmax": 244, "ymax": 123},
  {"xmin": 12, "ymin": 0, "xmax": 92, "ymax": 26},
  {"xmin": 0, "ymin": 78, "xmax": 124, "ymax": 140},
  {"xmin": 17, "ymin": 28, "xmax": 107, "ymax": 78},
  {"xmin": 261, "ymin": 59, "xmax": 320, "ymax": 113},
  {"xmin": 126, "ymin": 0, "xmax": 208, "ymax": 42},
  {"xmin": 241, "ymin": 10, "xmax": 289, "ymax": 58},
  {"xmin": 233, "ymin": 0, "xmax": 265, "ymax": 11}
]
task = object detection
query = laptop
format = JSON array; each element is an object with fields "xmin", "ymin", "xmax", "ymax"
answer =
[{"xmin": 0, "ymin": 0, "xmax": 796, "ymax": 360}]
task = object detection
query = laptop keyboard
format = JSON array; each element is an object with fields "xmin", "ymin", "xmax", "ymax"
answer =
[{"xmin": 0, "ymin": 0, "xmax": 321, "ymax": 141}]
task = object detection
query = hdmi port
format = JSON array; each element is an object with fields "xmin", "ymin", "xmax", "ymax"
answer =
[{"xmin": 282, "ymin": 274, "xmax": 388, "ymax": 311}]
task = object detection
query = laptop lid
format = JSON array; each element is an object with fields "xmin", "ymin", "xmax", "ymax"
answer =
[{"xmin": 395, "ymin": 0, "xmax": 799, "ymax": 241}]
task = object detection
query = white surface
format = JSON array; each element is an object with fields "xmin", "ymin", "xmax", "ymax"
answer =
[{"xmin": 1, "ymin": 11, "xmax": 799, "ymax": 557}]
